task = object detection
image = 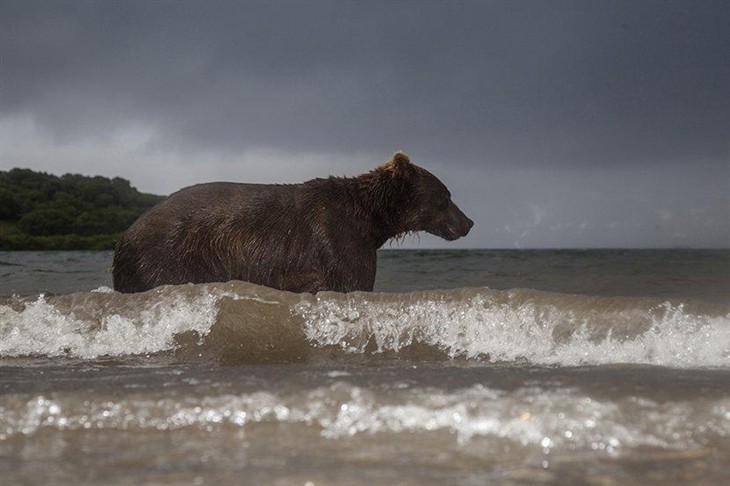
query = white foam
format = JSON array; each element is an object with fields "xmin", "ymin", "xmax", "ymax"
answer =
[
  {"xmin": 2, "ymin": 384, "xmax": 727, "ymax": 455},
  {"xmin": 0, "ymin": 291, "xmax": 222, "ymax": 358},
  {"xmin": 1, "ymin": 285, "xmax": 728, "ymax": 366},
  {"xmin": 90, "ymin": 286, "xmax": 114, "ymax": 293},
  {"xmin": 296, "ymin": 294, "xmax": 730, "ymax": 368}
]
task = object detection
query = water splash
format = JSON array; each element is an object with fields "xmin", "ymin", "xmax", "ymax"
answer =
[
  {"xmin": 1, "ymin": 283, "xmax": 728, "ymax": 367},
  {"xmin": 2, "ymin": 383, "xmax": 728, "ymax": 455},
  {"xmin": 296, "ymin": 290, "xmax": 730, "ymax": 367}
]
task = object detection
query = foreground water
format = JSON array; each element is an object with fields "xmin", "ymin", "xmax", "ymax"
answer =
[{"xmin": 1, "ymin": 250, "xmax": 729, "ymax": 485}]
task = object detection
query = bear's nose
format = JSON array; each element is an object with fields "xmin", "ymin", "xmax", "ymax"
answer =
[{"xmin": 461, "ymin": 217, "xmax": 474, "ymax": 236}]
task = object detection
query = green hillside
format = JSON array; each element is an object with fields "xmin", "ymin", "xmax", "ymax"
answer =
[{"xmin": 0, "ymin": 169, "xmax": 164, "ymax": 250}]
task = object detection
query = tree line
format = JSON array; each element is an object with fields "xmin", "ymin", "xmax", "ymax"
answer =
[{"xmin": 0, "ymin": 168, "xmax": 164, "ymax": 250}]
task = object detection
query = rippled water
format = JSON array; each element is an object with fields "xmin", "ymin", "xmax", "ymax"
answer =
[{"xmin": 1, "ymin": 250, "xmax": 729, "ymax": 485}]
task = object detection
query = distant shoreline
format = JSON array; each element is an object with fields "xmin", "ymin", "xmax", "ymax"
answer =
[{"xmin": 0, "ymin": 168, "xmax": 163, "ymax": 251}]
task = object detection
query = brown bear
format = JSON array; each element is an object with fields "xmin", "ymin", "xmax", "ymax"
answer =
[{"xmin": 112, "ymin": 152, "xmax": 473, "ymax": 293}]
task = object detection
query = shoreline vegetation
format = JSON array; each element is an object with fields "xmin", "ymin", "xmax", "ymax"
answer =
[{"xmin": 0, "ymin": 169, "xmax": 164, "ymax": 251}]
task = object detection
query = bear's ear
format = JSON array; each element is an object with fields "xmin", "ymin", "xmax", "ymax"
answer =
[{"xmin": 381, "ymin": 151, "xmax": 414, "ymax": 178}]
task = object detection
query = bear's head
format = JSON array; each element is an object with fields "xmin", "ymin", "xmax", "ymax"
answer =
[{"xmin": 377, "ymin": 152, "xmax": 474, "ymax": 241}]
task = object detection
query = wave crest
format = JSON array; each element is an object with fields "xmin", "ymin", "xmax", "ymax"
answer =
[
  {"xmin": 297, "ymin": 289, "xmax": 730, "ymax": 367},
  {"xmin": 0, "ymin": 282, "xmax": 728, "ymax": 367}
]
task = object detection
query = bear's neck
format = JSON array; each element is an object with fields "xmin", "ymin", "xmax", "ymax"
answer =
[{"xmin": 338, "ymin": 171, "xmax": 408, "ymax": 248}]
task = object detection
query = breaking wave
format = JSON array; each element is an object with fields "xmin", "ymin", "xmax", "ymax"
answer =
[
  {"xmin": 0, "ymin": 282, "xmax": 728, "ymax": 367},
  {"xmin": 2, "ymin": 383, "xmax": 728, "ymax": 454}
]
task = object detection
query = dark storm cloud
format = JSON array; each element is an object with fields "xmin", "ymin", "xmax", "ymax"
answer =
[
  {"xmin": 2, "ymin": 0, "xmax": 729, "ymax": 248},
  {"xmin": 2, "ymin": 0, "xmax": 729, "ymax": 169}
]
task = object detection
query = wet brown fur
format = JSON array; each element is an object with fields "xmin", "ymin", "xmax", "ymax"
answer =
[{"xmin": 112, "ymin": 152, "xmax": 473, "ymax": 293}]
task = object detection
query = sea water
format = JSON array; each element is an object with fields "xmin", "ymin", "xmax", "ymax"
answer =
[{"xmin": 1, "ymin": 250, "xmax": 729, "ymax": 484}]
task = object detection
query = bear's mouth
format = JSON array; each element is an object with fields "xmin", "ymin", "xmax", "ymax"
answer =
[
  {"xmin": 433, "ymin": 223, "xmax": 471, "ymax": 241},
  {"xmin": 425, "ymin": 208, "xmax": 474, "ymax": 241},
  {"xmin": 442, "ymin": 226, "xmax": 461, "ymax": 240}
]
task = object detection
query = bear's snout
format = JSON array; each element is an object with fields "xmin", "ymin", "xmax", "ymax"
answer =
[
  {"xmin": 461, "ymin": 215, "xmax": 475, "ymax": 236},
  {"xmin": 433, "ymin": 201, "xmax": 473, "ymax": 241}
]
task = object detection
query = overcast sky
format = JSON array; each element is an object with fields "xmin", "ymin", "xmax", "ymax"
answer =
[{"xmin": 1, "ymin": 0, "xmax": 728, "ymax": 248}]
